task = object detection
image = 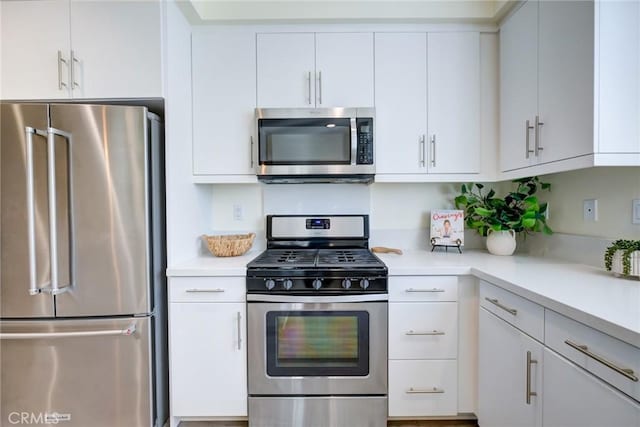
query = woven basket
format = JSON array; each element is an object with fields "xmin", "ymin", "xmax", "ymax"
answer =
[{"xmin": 202, "ymin": 233, "xmax": 255, "ymax": 257}]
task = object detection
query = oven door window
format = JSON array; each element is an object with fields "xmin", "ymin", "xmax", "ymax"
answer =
[
  {"xmin": 258, "ymin": 118, "xmax": 351, "ymax": 165},
  {"xmin": 266, "ymin": 310, "xmax": 369, "ymax": 376}
]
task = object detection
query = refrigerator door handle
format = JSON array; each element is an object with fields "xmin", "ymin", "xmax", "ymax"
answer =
[
  {"xmin": 40, "ymin": 127, "xmax": 73, "ymax": 296},
  {"xmin": 25, "ymin": 127, "xmax": 49, "ymax": 296},
  {"xmin": 0, "ymin": 322, "xmax": 136, "ymax": 340}
]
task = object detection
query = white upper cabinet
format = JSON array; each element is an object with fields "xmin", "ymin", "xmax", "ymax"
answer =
[
  {"xmin": 499, "ymin": 0, "xmax": 539, "ymax": 172},
  {"xmin": 427, "ymin": 32, "xmax": 480, "ymax": 174},
  {"xmin": 374, "ymin": 33, "xmax": 428, "ymax": 175},
  {"xmin": 192, "ymin": 30, "xmax": 257, "ymax": 180},
  {"xmin": 1, "ymin": 0, "xmax": 71, "ymax": 99},
  {"xmin": 500, "ymin": 0, "xmax": 639, "ymax": 176},
  {"xmin": 257, "ymin": 32, "xmax": 374, "ymax": 108},
  {"xmin": 537, "ymin": 0, "xmax": 594, "ymax": 164},
  {"xmin": 597, "ymin": 0, "xmax": 640, "ymax": 157},
  {"xmin": 1, "ymin": 0, "xmax": 163, "ymax": 100},
  {"xmin": 256, "ymin": 33, "xmax": 316, "ymax": 108},
  {"xmin": 375, "ymin": 31, "xmax": 482, "ymax": 179}
]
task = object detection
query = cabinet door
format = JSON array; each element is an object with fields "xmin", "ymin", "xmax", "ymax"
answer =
[
  {"xmin": 68, "ymin": 0, "xmax": 162, "ymax": 98},
  {"xmin": 192, "ymin": 31, "xmax": 256, "ymax": 176},
  {"xmin": 543, "ymin": 348, "xmax": 640, "ymax": 427},
  {"xmin": 598, "ymin": 0, "xmax": 640, "ymax": 154},
  {"xmin": 499, "ymin": 0, "xmax": 538, "ymax": 172},
  {"xmin": 427, "ymin": 32, "xmax": 480, "ymax": 174},
  {"xmin": 537, "ymin": 0, "xmax": 594, "ymax": 163},
  {"xmin": 170, "ymin": 302, "xmax": 247, "ymax": 417},
  {"xmin": 478, "ymin": 308, "xmax": 543, "ymax": 427},
  {"xmin": 374, "ymin": 33, "xmax": 427, "ymax": 175},
  {"xmin": 257, "ymin": 33, "xmax": 315, "ymax": 108},
  {"xmin": 315, "ymin": 32, "xmax": 374, "ymax": 107},
  {"xmin": 0, "ymin": 0, "xmax": 71, "ymax": 100}
]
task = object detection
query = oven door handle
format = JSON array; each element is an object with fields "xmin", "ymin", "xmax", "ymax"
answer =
[{"xmin": 246, "ymin": 294, "xmax": 388, "ymax": 303}]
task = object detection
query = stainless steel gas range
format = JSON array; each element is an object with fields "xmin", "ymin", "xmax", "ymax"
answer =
[{"xmin": 246, "ymin": 215, "xmax": 388, "ymax": 427}]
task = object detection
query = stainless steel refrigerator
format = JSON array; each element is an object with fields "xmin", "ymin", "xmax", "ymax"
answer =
[{"xmin": 0, "ymin": 103, "xmax": 167, "ymax": 427}]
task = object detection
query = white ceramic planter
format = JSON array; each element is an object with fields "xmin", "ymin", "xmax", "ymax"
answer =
[
  {"xmin": 486, "ymin": 229, "xmax": 516, "ymax": 256},
  {"xmin": 610, "ymin": 250, "xmax": 640, "ymax": 279}
]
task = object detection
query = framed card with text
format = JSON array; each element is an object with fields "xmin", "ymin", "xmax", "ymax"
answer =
[{"xmin": 430, "ymin": 210, "xmax": 464, "ymax": 252}]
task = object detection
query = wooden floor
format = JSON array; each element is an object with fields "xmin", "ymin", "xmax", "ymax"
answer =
[{"xmin": 179, "ymin": 420, "xmax": 478, "ymax": 427}]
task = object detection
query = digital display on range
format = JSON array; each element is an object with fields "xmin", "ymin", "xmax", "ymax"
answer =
[{"xmin": 306, "ymin": 218, "xmax": 330, "ymax": 230}]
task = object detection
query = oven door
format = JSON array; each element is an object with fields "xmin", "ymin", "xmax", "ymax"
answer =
[{"xmin": 247, "ymin": 296, "xmax": 387, "ymax": 396}]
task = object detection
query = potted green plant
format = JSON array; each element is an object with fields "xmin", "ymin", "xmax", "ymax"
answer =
[
  {"xmin": 604, "ymin": 240, "xmax": 640, "ymax": 279},
  {"xmin": 454, "ymin": 176, "xmax": 553, "ymax": 255}
]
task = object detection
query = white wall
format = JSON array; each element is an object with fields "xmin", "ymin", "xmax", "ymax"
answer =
[{"xmin": 540, "ymin": 167, "xmax": 640, "ymax": 239}]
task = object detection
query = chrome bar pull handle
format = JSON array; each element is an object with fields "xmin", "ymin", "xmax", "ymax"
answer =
[
  {"xmin": 0, "ymin": 322, "xmax": 137, "ymax": 340},
  {"xmin": 24, "ymin": 127, "xmax": 47, "ymax": 296},
  {"xmin": 419, "ymin": 135, "xmax": 426, "ymax": 167},
  {"xmin": 70, "ymin": 50, "xmax": 80, "ymax": 89},
  {"xmin": 237, "ymin": 312, "xmax": 242, "ymax": 350},
  {"xmin": 318, "ymin": 71, "xmax": 322, "ymax": 105},
  {"xmin": 57, "ymin": 50, "xmax": 68, "ymax": 90},
  {"xmin": 526, "ymin": 350, "xmax": 538, "ymax": 404},
  {"xmin": 406, "ymin": 330, "xmax": 445, "ymax": 336},
  {"xmin": 406, "ymin": 387, "xmax": 444, "ymax": 394},
  {"xmin": 307, "ymin": 71, "xmax": 312, "ymax": 105},
  {"xmin": 525, "ymin": 120, "xmax": 534, "ymax": 159},
  {"xmin": 535, "ymin": 115, "xmax": 544, "ymax": 155},
  {"xmin": 485, "ymin": 297, "xmax": 518, "ymax": 316},
  {"xmin": 406, "ymin": 287, "xmax": 445, "ymax": 293},
  {"xmin": 430, "ymin": 134, "xmax": 436, "ymax": 167},
  {"xmin": 43, "ymin": 127, "xmax": 73, "ymax": 296},
  {"xmin": 185, "ymin": 288, "xmax": 225, "ymax": 293},
  {"xmin": 565, "ymin": 340, "xmax": 638, "ymax": 382},
  {"xmin": 250, "ymin": 136, "xmax": 254, "ymax": 168}
]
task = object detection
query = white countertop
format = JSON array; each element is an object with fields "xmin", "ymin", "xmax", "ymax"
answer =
[{"xmin": 167, "ymin": 249, "xmax": 640, "ymax": 347}]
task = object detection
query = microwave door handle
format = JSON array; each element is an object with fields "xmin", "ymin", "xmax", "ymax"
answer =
[{"xmin": 350, "ymin": 117, "xmax": 358, "ymax": 165}]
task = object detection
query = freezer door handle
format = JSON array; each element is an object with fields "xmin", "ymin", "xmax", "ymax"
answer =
[
  {"xmin": 0, "ymin": 322, "xmax": 136, "ymax": 340},
  {"xmin": 25, "ymin": 127, "xmax": 49, "ymax": 296},
  {"xmin": 39, "ymin": 127, "xmax": 74, "ymax": 296}
]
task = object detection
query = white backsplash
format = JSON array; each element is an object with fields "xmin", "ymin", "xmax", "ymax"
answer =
[{"xmin": 262, "ymin": 184, "xmax": 370, "ymax": 215}]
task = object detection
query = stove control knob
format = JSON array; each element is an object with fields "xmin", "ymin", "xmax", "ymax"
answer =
[
  {"xmin": 360, "ymin": 278, "xmax": 370, "ymax": 290},
  {"xmin": 341, "ymin": 279, "xmax": 352, "ymax": 289},
  {"xmin": 312, "ymin": 279, "xmax": 323, "ymax": 290},
  {"xmin": 265, "ymin": 279, "xmax": 276, "ymax": 290},
  {"xmin": 283, "ymin": 279, "xmax": 294, "ymax": 290}
]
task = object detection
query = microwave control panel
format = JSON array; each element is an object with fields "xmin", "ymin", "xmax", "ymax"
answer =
[{"xmin": 356, "ymin": 118, "xmax": 374, "ymax": 165}]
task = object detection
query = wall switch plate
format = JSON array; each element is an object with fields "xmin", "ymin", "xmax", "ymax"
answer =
[
  {"xmin": 633, "ymin": 199, "xmax": 640, "ymax": 225},
  {"xmin": 233, "ymin": 204, "xmax": 243, "ymax": 221},
  {"xmin": 583, "ymin": 199, "xmax": 598, "ymax": 222}
]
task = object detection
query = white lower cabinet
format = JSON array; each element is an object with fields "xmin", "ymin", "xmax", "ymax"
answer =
[
  {"xmin": 542, "ymin": 348, "xmax": 640, "ymax": 427},
  {"xmin": 478, "ymin": 307, "xmax": 543, "ymax": 427},
  {"xmin": 389, "ymin": 360, "xmax": 458, "ymax": 416},
  {"xmin": 388, "ymin": 276, "xmax": 459, "ymax": 417},
  {"xmin": 168, "ymin": 277, "xmax": 247, "ymax": 420}
]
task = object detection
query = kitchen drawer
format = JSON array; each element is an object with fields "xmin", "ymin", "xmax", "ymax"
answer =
[
  {"xmin": 389, "ymin": 302, "xmax": 457, "ymax": 359},
  {"xmin": 169, "ymin": 277, "xmax": 246, "ymax": 303},
  {"xmin": 389, "ymin": 360, "xmax": 458, "ymax": 416},
  {"xmin": 389, "ymin": 276, "xmax": 458, "ymax": 302},
  {"xmin": 479, "ymin": 280, "xmax": 544, "ymax": 342},
  {"xmin": 545, "ymin": 309, "xmax": 640, "ymax": 402}
]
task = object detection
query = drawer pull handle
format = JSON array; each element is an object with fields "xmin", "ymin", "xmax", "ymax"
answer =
[
  {"xmin": 406, "ymin": 288, "xmax": 445, "ymax": 293},
  {"xmin": 185, "ymin": 288, "xmax": 225, "ymax": 293},
  {"xmin": 564, "ymin": 339, "xmax": 638, "ymax": 382},
  {"xmin": 526, "ymin": 350, "xmax": 538, "ymax": 404},
  {"xmin": 406, "ymin": 330, "xmax": 445, "ymax": 336},
  {"xmin": 406, "ymin": 387, "xmax": 444, "ymax": 394},
  {"xmin": 485, "ymin": 297, "xmax": 518, "ymax": 316}
]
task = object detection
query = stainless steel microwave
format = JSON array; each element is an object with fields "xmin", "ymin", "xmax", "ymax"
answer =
[{"xmin": 255, "ymin": 107, "xmax": 375, "ymax": 183}]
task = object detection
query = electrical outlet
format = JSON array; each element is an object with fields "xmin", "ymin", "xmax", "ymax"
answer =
[
  {"xmin": 583, "ymin": 199, "xmax": 598, "ymax": 222},
  {"xmin": 633, "ymin": 199, "xmax": 640, "ymax": 225},
  {"xmin": 233, "ymin": 204, "xmax": 243, "ymax": 221}
]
